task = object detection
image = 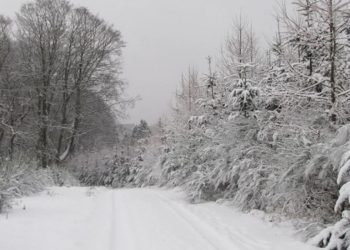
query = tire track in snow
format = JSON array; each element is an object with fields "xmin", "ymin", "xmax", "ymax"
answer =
[
  {"xmin": 156, "ymin": 195, "xmax": 270, "ymax": 250},
  {"xmin": 109, "ymin": 191, "xmax": 116, "ymax": 250},
  {"xmin": 0, "ymin": 187, "xmax": 317, "ymax": 250},
  {"xmin": 112, "ymin": 189, "xmax": 228, "ymax": 250},
  {"xmin": 113, "ymin": 191, "xmax": 138, "ymax": 250},
  {"xmin": 153, "ymin": 191, "xmax": 253, "ymax": 250}
]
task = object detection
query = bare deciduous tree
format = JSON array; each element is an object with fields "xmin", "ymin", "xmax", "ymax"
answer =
[{"xmin": 6, "ymin": 0, "xmax": 126, "ymax": 167}]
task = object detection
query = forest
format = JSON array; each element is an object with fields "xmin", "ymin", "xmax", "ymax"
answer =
[
  {"xmin": 2, "ymin": 0, "xmax": 350, "ymax": 249},
  {"xmin": 0, "ymin": 0, "xmax": 127, "ymax": 216}
]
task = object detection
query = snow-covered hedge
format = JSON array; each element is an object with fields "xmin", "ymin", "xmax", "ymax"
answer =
[{"xmin": 0, "ymin": 159, "xmax": 55, "ymax": 212}]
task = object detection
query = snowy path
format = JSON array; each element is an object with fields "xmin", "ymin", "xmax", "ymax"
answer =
[{"xmin": 0, "ymin": 187, "xmax": 317, "ymax": 250}]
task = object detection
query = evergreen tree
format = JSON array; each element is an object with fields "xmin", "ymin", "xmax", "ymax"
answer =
[
  {"xmin": 131, "ymin": 120, "xmax": 151, "ymax": 142},
  {"xmin": 228, "ymin": 64, "xmax": 259, "ymax": 117}
]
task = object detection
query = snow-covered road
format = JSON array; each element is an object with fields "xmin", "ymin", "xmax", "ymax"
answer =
[{"xmin": 0, "ymin": 187, "xmax": 317, "ymax": 250}]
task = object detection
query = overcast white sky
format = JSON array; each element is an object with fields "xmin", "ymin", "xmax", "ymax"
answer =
[{"xmin": 1, "ymin": 0, "xmax": 292, "ymax": 124}]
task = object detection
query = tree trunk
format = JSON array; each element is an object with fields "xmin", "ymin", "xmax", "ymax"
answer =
[
  {"xmin": 8, "ymin": 113, "xmax": 15, "ymax": 160},
  {"xmin": 56, "ymin": 72, "xmax": 70, "ymax": 162},
  {"xmin": 329, "ymin": 0, "xmax": 337, "ymax": 122},
  {"xmin": 37, "ymin": 82, "xmax": 49, "ymax": 168},
  {"xmin": 68, "ymin": 80, "xmax": 82, "ymax": 155},
  {"xmin": 8, "ymin": 134, "xmax": 15, "ymax": 161},
  {"xmin": 56, "ymin": 100, "xmax": 68, "ymax": 162}
]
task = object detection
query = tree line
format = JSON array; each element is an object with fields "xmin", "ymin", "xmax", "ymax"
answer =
[
  {"xmin": 0, "ymin": 0, "xmax": 126, "ymax": 167},
  {"xmin": 175, "ymin": 0, "xmax": 350, "ymax": 123}
]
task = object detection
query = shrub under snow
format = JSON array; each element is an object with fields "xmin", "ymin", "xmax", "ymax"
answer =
[
  {"xmin": 0, "ymin": 159, "xmax": 55, "ymax": 212},
  {"xmin": 309, "ymin": 125, "xmax": 350, "ymax": 249}
]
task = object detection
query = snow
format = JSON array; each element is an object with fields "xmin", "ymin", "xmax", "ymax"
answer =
[
  {"xmin": 308, "ymin": 216, "xmax": 350, "ymax": 250},
  {"xmin": 340, "ymin": 150, "xmax": 350, "ymax": 169},
  {"xmin": 337, "ymin": 159, "xmax": 350, "ymax": 185},
  {"xmin": 59, "ymin": 145, "xmax": 71, "ymax": 161},
  {"xmin": 335, "ymin": 182, "xmax": 350, "ymax": 213},
  {"xmin": 0, "ymin": 187, "xmax": 317, "ymax": 250}
]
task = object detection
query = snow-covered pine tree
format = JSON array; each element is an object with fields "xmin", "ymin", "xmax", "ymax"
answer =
[
  {"xmin": 309, "ymin": 125, "xmax": 350, "ymax": 249},
  {"xmin": 131, "ymin": 120, "xmax": 151, "ymax": 143},
  {"xmin": 280, "ymin": 0, "xmax": 350, "ymax": 122},
  {"xmin": 228, "ymin": 64, "xmax": 259, "ymax": 117},
  {"xmin": 282, "ymin": 0, "xmax": 326, "ymax": 88}
]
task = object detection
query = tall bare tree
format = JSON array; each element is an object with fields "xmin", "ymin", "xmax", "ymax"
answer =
[
  {"xmin": 16, "ymin": 0, "xmax": 71, "ymax": 167},
  {"xmin": 13, "ymin": 0, "xmax": 125, "ymax": 167},
  {"xmin": 65, "ymin": 7, "xmax": 124, "ymax": 156}
]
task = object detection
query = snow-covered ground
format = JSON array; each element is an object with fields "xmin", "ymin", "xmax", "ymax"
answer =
[{"xmin": 0, "ymin": 187, "xmax": 317, "ymax": 250}]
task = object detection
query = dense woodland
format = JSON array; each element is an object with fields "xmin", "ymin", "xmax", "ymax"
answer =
[
  {"xmin": 0, "ymin": 0, "xmax": 127, "ymax": 214},
  {"xmin": 0, "ymin": 0, "xmax": 126, "ymax": 166},
  {"xmin": 3, "ymin": 0, "xmax": 350, "ymax": 249}
]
